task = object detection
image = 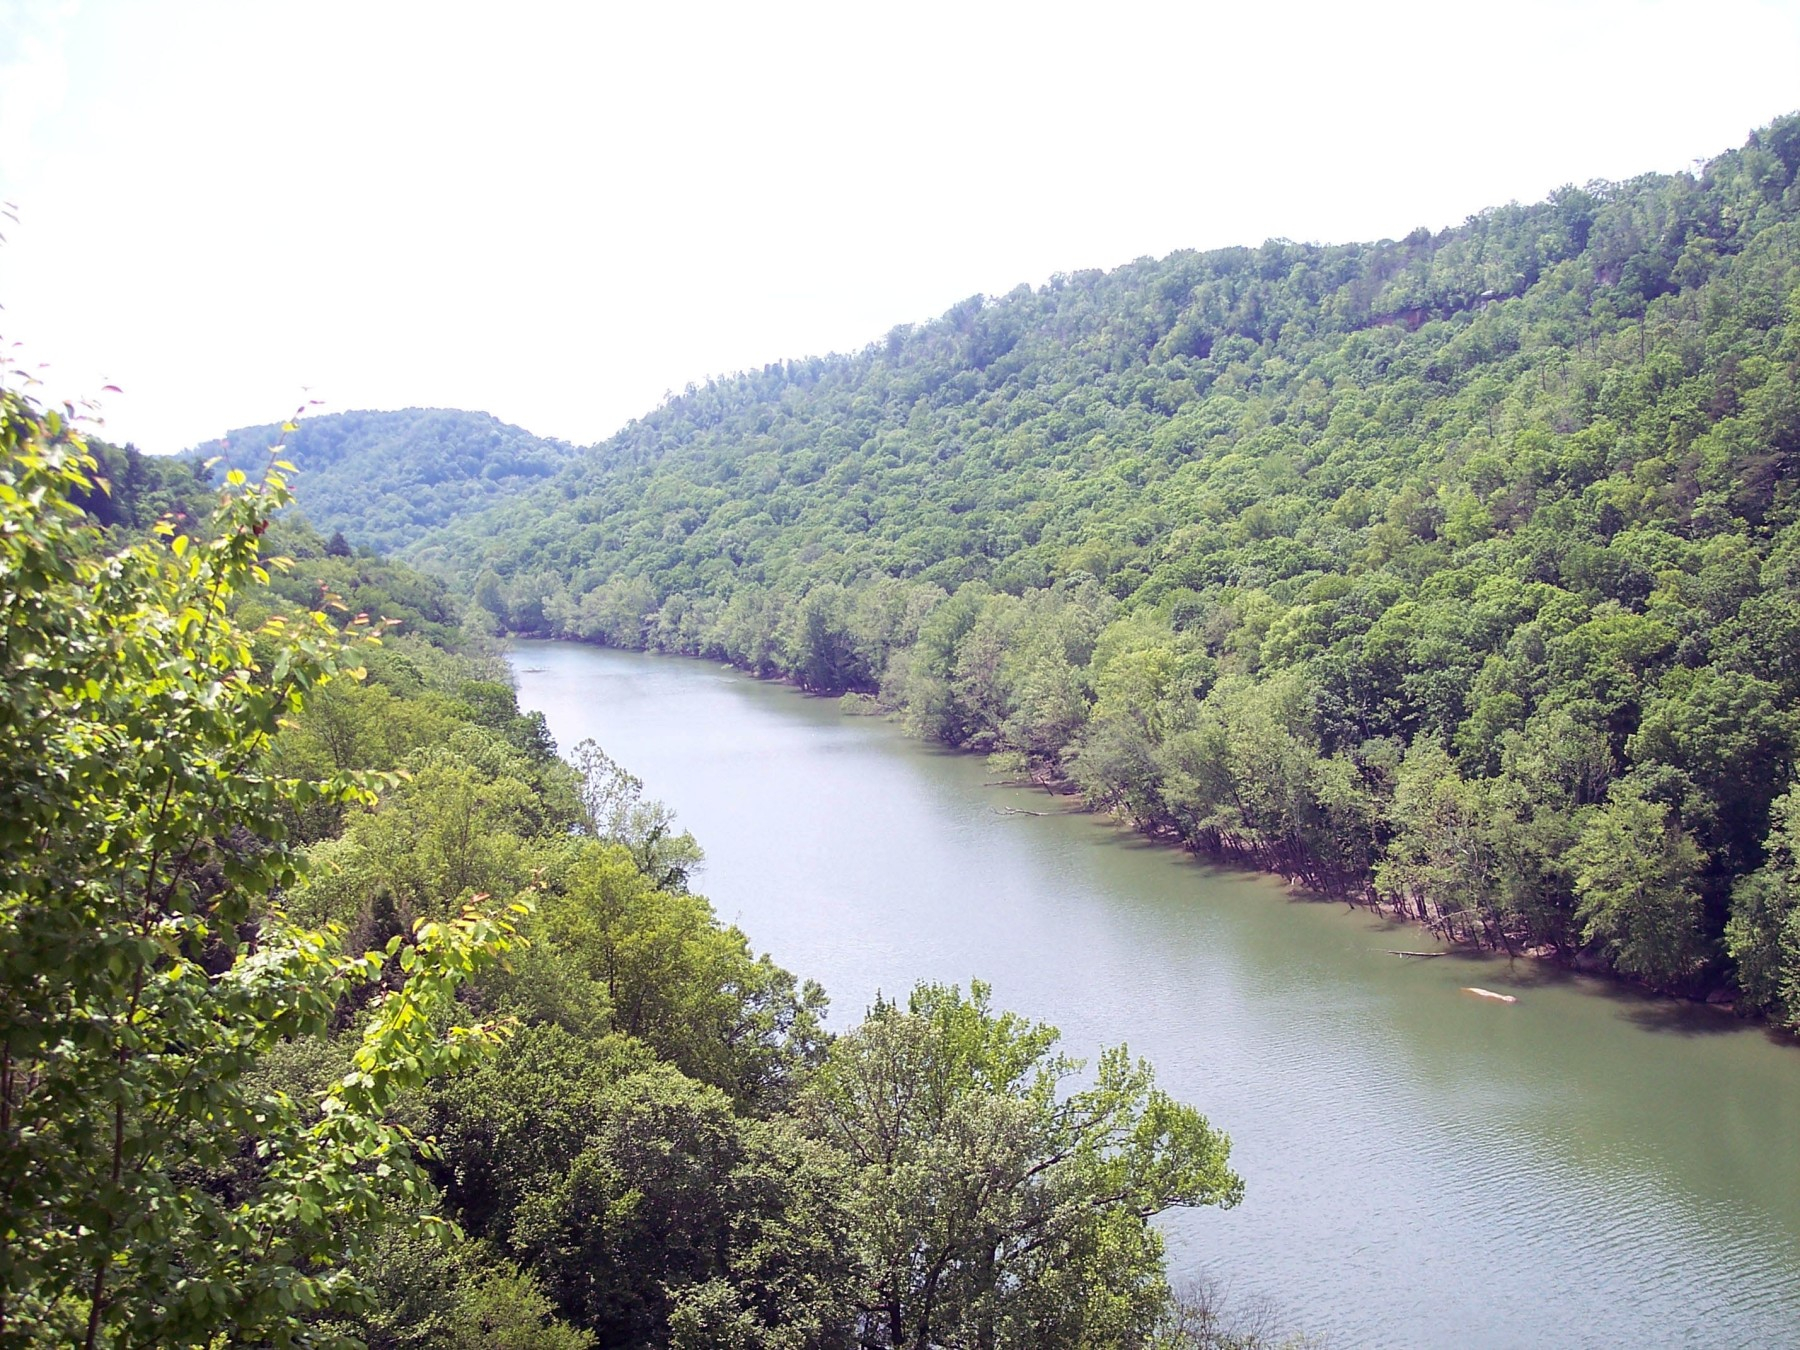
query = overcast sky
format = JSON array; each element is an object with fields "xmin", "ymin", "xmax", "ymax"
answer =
[{"xmin": 1, "ymin": 0, "xmax": 1797, "ymax": 452}]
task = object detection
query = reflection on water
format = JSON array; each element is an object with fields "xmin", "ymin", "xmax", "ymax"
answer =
[{"xmin": 512, "ymin": 640, "xmax": 1800, "ymax": 1350}]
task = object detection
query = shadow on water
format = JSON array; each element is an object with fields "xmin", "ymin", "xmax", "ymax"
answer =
[
  {"xmin": 1072, "ymin": 806, "xmax": 1798, "ymax": 1046},
  {"xmin": 1463, "ymin": 954, "xmax": 1789, "ymax": 1040},
  {"xmin": 1613, "ymin": 1000, "xmax": 1752, "ymax": 1037},
  {"xmin": 1560, "ymin": 972, "xmax": 1798, "ymax": 1041}
]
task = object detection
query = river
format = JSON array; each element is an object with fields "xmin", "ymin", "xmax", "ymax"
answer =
[{"xmin": 509, "ymin": 639, "xmax": 1800, "ymax": 1349}]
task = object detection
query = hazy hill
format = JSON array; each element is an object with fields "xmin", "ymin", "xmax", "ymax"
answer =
[{"xmin": 195, "ymin": 407, "xmax": 576, "ymax": 554}]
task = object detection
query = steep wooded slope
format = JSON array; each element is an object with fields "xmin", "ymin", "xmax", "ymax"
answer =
[
  {"xmin": 366, "ymin": 118, "xmax": 1800, "ymax": 1011},
  {"xmin": 414, "ymin": 117, "xmax": 1796, "ymax": 619}
]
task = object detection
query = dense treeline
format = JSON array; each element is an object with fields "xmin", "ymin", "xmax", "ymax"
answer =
[
  {"xmin": 366, "ymin": 115, "xmax": 1800, "ymax": 1014},
  {"xmin": 2, "ymin": 394, "xmax": 1269, "ymax": 1348},
  {"xmin": 75, "ymin": 433, "xmax": 472, "ymax": 649},
  {"xmin": 0, "ymin": 398, "xmax": 526, "ymax": 1347},
  {"xmin": 199, "ymin": 408, "xmax": 576, "ymax": 555},
  {"xmin": 263, "ymin": 533, "xmax": 1250, "ymax": 1349}
]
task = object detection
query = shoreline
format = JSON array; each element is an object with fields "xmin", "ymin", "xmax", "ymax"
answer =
[
  {"xmin": 511, "ymin": 633, "xmax": 1773, "ymax": 1031},
  {"xmin": 1069, "ymin": 781, "xmax": 1756, "ymax": 1018}
]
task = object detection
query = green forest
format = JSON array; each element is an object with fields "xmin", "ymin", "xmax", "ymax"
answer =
[
  {"xmin": 0, "ymin": 395, "xmax": 1269, "ymax": 1348},
  {"xmin": 260, "ymin": 115, "xmax": 1800, "ymax": 1018},
  {"xmin": 198, "ymin": 409, "xmax": 578, "ymax": 556},
  {"xmin": 14, "ymin": 106, "xmax": 1800, "ymax": 1348}
]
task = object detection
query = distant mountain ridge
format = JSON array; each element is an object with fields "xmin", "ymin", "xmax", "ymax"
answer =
[{"xmin": 195, "ymin": 407, "xmax": 577, "ymax": 554}]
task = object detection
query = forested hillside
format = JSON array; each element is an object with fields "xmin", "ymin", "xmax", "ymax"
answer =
[
  {"xmin": 394, "ymin": 116, "xmax": 1800, "ymax": 1015},
  {"xmin": 1, "ymin": 397, "xmax": 1258, "ymax": 1348},
  {"xmin": 197, "ymin": 407, "xmax": 575, "ymax": 554}
]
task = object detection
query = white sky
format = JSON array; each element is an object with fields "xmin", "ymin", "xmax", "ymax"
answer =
[{"xmin": 1, "ymin": 0, "xmax": 1797, "ymax": 452}]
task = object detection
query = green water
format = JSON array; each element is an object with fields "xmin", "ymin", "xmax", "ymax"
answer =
[{"xmin": 511, "ymin": 640, "xmax": 1800, "ymax": 1349}]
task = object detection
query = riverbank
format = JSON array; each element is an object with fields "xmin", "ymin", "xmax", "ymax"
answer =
[
  {"xmin": 1045, "ymin": 764, "xmax": 1757, "ymax": 1017},
  {"xmin": 522, "ymin": 634, "xmax": 1762, "ymax": 1018},
  {"xmin": 507, "ymin": 636, "xmax": 1800, "ymax": 1349},
  {"xmin": 869, "ymin": 696, "xmax": 1753, "ymax": 1016}
]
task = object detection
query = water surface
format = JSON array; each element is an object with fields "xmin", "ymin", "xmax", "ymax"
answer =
[{"xmin": 511, "ymin": 640, "xmax": 1800, "ymax": 1349}]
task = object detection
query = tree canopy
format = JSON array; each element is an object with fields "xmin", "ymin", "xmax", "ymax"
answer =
[
  {"xmin": 3, "ymin": 389, "xmax": 1253, "ymax": 1347},
  {"xmin": 286, "ymin": 112, "xmax": 1800, "ymax": 1010},
  {"xmin": 0, "ymin": 394, "xmax": 521, "ymax": 1347},
  {"xmin": 196, "ymin": 408, "xmax": 576, "ymax": 555}
]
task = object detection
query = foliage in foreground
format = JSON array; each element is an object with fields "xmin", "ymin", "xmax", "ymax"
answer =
[
  {"xmin": 0, "ymin": 392, "xmax": 519, "ymax": 1347},
  {"xmin": 804, "ymin": 982, "xmax": 1242, "ymax": 1349},
  {"xmin": 2, "ymin": 390, "xmax": 1255, "ymax": 1345}
]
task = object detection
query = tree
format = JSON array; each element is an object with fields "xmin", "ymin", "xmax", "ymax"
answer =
[
  {"xmin": 311, "ymin": 1201, "xmax": 595, "ymax": 1349},
  {"xmin": 801, "ymin": 982, "xmax": 1242, "ymax": 1350},
  {"xmin": 1626, "ymin": 667, "xmax": 1791, "ymax": 871},
  {"xmin": 784, "ymin": 583, "xmax": 875, "ymax": 692},
  {"xmin": 511, "ymin": 1064, "xmax": 856, "ymax": 1350},
  {"xmin": 573, "ymin": 739, "xmax": 703, "ymax": 892},
  {"xmin": 1726, "ymin": 787, "xmax": 1800, "ymax": 1022},
  {"xmin": 1568, "ymin": 781, "xmax": 1707, "ymax": 984},
  {"xmin": 0, "ymin": 394, "xmax": 518, "ymax": 1347},
  {"xmin": 539, "ymin": 846, "xmax": 827, "ymax": 1114},
  {"xmin": 1375, "ymin": 741, "xmax": 1500, "ymax": 943},
  {"xmin": 1153, "ymin": 1277, "xmax": 1324, "ymax": 1350}
]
